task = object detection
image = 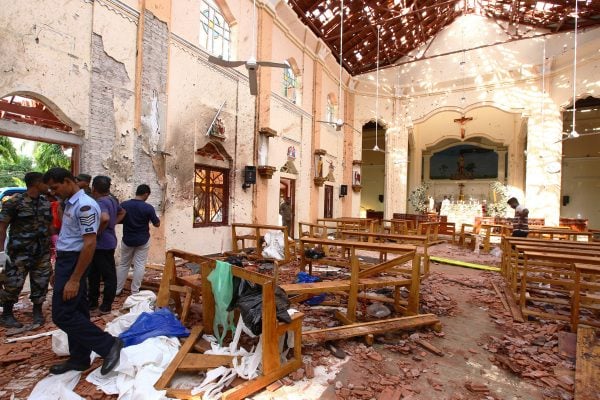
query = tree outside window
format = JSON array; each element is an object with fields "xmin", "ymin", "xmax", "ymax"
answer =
[
  {"xmin": 193, "ymin": 165, "xmax": 229, "ymax": 227},
  {"xmin": 200, "ymin": 0, "xmax": 231, "ymax": 60}
]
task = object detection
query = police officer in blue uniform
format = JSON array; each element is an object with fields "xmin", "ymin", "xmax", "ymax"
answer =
[{"xmin": 43, "ymin": 168, "xmax": 122, "ymax": 375}]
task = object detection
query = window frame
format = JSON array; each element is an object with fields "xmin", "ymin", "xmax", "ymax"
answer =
[
  {"xmin": 199, "ymin": 0, "xmax": 232, "ymax": 61},
  {"xmin": 283, "ymin": 68, "xmax": 298, "ymax": 104},
  {"xmin": 193, "ymin": 164, "xmax": 230, "ymax": 228}
]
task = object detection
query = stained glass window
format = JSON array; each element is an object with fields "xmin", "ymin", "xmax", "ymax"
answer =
[
  {"xmin": 194, "ymin": 165, "xmax": 229, "ymax": 227},
  {"xmin": 200, "ymin": 0, "xmax": 231, "ymax": 60},
  {"xmin": 283, "ymin": 68, "xmax": 298, "ymax": 104}
]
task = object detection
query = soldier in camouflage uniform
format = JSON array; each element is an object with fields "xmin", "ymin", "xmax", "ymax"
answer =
[{"xmin": 0, "ymin": 172, "xmax": 53, "ymax": 328}]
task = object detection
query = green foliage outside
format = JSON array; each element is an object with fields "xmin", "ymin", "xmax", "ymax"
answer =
[{"xmin": 0, "ymin": 138, "xmax": 71, "ymax": 187}]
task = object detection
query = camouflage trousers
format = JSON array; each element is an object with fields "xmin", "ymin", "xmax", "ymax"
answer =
[{"xmin": 0, "ymin": 246, "xmax": 51, "ymax": 305}]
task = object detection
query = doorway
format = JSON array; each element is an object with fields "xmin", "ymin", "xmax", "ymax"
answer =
[
  {"xmin": 0, "ymin": 95, "xmax": 81, "ymax": 179},
  {"xmin": 279, "ymin": 178, "xmax": 295, "ymax": 237},
  {"xmin": 324, "ymin": 185, "xmax": 333, "ymax": 218}
]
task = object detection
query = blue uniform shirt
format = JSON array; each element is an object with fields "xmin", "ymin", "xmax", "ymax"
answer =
[{"xmin": 56, "ymin": 189, "xmax": 101, "ymax": 252}]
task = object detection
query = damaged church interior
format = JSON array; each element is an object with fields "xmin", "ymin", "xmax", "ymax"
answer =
[{"xmin": 1, "ymin": 0, "xmax": 600, "ymax": 398}]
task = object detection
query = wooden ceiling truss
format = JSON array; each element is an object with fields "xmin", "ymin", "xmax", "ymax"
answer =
[{"xmin": 287, "ymin": 0, "xmax": 600, "ymax": 76}]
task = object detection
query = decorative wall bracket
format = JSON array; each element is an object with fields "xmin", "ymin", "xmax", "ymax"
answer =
[
  {"xmin": 352, "ymin": 184, "xmax": 362, "ymax": 193},
  {"xmin": 314, "ymin": 177, "xmax": 326, "ymax": 187},
  {"xmin": 259, "ymin": 127, "xmax": 277, "ymax": 138},
  {"xmin": 257, "ymin": 165, "xmax": 276, "ymax": 179}
]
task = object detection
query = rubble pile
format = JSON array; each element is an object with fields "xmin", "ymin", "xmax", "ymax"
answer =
[{"xmin": 419, "ymin": 272, "xmax": 459, "ymax": 316}]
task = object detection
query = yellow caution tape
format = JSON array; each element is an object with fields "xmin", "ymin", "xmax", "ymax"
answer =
[{"xmin": 429, "ymin": 256, "xmax": 500, "ymax": 272}]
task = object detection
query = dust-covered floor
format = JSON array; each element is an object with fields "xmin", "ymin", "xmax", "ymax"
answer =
[{"xmin": 0, "ymin": 241, "xmax": 576, "ymax": 399}]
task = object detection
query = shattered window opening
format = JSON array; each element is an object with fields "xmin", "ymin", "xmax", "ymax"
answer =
[
  {"xmin": 283, "ymin": 68, "xmax": 298, "ymax": 104},
  {"xmin": 199, "ymin": 0, "xmax": 231, "ymax": 61},
  {"xmin": 193, "ymin": 165, "xmax": 229, "ymax": 227}
]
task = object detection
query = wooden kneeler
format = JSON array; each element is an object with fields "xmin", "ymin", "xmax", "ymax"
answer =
[{"xmin": 155, "ymin": 256, "xmax": 304, "ymax": 400}]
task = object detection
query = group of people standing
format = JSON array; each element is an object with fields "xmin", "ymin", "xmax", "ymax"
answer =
[{"xmin": 0, "ymin": 168, "xmax": 159, "ymax": 375}]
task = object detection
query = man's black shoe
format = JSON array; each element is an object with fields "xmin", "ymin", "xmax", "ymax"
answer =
[
  {"xmin": 49, "ymin": 361, "xmax": 90, "ymax": 375},
  {"xmin": 100, "ymin": 338, "xmax": 123, "ymax": 375}
]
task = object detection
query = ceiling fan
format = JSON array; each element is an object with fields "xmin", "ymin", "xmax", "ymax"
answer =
[
  {"xmin": 208, "ymin": 0, "xmax": 289, "ymax": 95},
  {"xmin": 363, "ymin": 25, "xmax": 384, "ymax": 153},
  {"xmin": 315, "ymin": 0, "xmax": 361, "ymax": 134}
]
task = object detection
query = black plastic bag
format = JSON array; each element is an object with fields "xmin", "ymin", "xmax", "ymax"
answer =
[
  {"xmin": 305, "ymin": 248, "xmax": 325, "ymax": 259},
  {"xmin": 228, "ymin": 278, "xmax": 291, "ymax": 336}
]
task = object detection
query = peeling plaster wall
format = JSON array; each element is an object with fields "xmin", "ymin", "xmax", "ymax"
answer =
[
  {"xmin": 352, "ymin": 15, "xmax": 600, "ymax": 225},
  {"xmin": 164, "ymin": 37, "xmax": 255, "ymax": 255},
  {"xmin": 0, "ymin": 0, "xmax": 93, "ymax": 130}
]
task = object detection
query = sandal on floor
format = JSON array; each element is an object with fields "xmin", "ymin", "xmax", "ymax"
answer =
[{"xmin": 326, "ymin": 341, "xmax": 346, "ymax": 359}]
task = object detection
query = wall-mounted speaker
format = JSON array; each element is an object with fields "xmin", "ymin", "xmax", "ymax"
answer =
[
  {"xmin": 562, "ymin": 195, "xmax": 570, "ymax": 206},
  {"xmin": 243, "ymin": 166, "xmax": 256, "ymax": 189},
  {"xmin": 340, "ymin": 184, "xmax": 348, "ymax": 197}
]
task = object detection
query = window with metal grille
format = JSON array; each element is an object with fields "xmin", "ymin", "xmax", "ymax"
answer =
[
  {"xmin": 200, "ymin": 0, "xmax": 231, "ymax": 60},
  {"xmin": 193, "ymin": 165, "xmax": 229, "ymax": 227}
]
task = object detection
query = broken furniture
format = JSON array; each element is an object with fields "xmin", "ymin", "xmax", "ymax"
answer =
[
  {"xmin": 155, "ymin": 254, "xmax": 304, "ymax": 400},
  {"xmin": 228, "ymin": 223, "xmax": 295, "ymax": 282},
  {"xmin": 156, "ymin": 249, "xmax": 211, "ymax": 323},
  {"xmin": 282, "ymin": 237, "xmax": 439, "ymax": 342}
]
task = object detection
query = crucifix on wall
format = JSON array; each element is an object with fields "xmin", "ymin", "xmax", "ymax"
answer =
[{"xmin": 453, "ymin": 115, "xmax": 473, "ymax": 139}]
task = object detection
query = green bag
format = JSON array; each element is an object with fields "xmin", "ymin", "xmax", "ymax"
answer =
[{"xmin": 207, "ymin": 260, "xmax": 235, "ymax": 345}]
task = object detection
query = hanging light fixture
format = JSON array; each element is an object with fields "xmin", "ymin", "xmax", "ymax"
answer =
[
  {"xmin": 372, "ymin": 25, "xmax": 382, "ymax": 152},
  {"xmin": 568, "ymin": 0, "xmax": 580, "ymax": 139}
]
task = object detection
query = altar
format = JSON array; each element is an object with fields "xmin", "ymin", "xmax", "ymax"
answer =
[{"xmin": 440, "ymin": 201, "xmax": 483, "ymax": 230}]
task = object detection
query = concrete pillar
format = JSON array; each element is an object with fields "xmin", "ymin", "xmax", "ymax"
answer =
[
  {"xmin": 309, "ymin": 60, "xmax": 324, "ymax": 222},
  {"xmin": 525, "ymin": 109, "xmax": 562, "ymax": 226},
  {"xmin": 385, "ymin": 125, "xmax": 409, "ymax": 217},
  {"xmin": 342, "ymin": 91, "xmax": 355, "ymax": 217},
  {"xmin": 254, "ymin": 5, "xmax": 274, "ymax": 224}
]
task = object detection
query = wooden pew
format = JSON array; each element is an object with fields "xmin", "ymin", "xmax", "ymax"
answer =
[
  {"xmin": 338, "ymin": 230, "xmax": 431, "ymax": 275},
  {"xmin": 156, "ymin": 253, "xmax": 304, "ymax": 400},
  {"xmin": 229, "ymin": 223, "xmax": 294, "ymax": 282},
  {"xmin": 281, "ymin": 241, "xmax": 440, "ymax": 342},
  {"xmin": 572, "ymin": 263, "xmax": 600, "ymax": 331},
  {"xmin": 519, "ymin": 251, "xmax": 600, "ymax": 330}
]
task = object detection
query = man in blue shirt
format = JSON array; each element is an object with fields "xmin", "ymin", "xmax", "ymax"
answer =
[
  {"xmin": 43, "ymin": 168, "xmax": 122, "ymax": 375},
  {"xmin": 116, "ymin": 184, "xmax": 160, "ymax": 295},
  {"xmin": 88, "ymin": 176, "xmax": 125, "ymax": 314}
]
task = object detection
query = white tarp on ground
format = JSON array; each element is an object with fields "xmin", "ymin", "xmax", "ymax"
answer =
[{"xmin": 30, "ymin": 291, "xmax": 176, "ymax": 400}]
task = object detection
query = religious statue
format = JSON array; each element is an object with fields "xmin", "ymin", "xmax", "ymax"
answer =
[
  {"xmin": 317, "ymin": 156, "xmax": 323, "ymax": 178},
  {"xmin": 457, "ymin": 154, "xmax": 465, "ymax": 176},
  {"xmin": 287, "ymin": 146, "xmax": 296, "ymax": 159},
  {"xmin": 209, "ymin": 117, "xmax": 225, "ymax": 137},
  {"xmin": 354, "ymin": 171, "xmax": 361, "ymax": 185}
]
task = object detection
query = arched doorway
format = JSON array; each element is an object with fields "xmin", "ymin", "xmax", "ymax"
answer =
[
  {"xmin": 0, "ymin": 94, "xmax": 82, "ymax": 181},
  {"xmin": 560, "ymin": 96, "xmax": 600, "ymax": 228},
  {"xmin": 360, "ymin": 120, "xmax": 386, "ymax": 217}
]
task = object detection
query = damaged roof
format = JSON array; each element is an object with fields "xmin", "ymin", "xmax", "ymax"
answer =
[{"xmin": 286, "ymin": 0, "xmax": 600, "ymax": 75}]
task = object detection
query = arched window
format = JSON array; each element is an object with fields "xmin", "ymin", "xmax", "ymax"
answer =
[
  {"xmin": 326, "ymin": 93, "xmax": 337, "ymax": 123},
  {"xmin": 200, "ymin": 0, "xmax": 231, "ymax": 60}
]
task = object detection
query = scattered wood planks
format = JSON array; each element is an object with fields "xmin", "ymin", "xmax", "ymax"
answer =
[
  {"xmin": 414, "ymin": 338, "xmax": 444, "ymax": 356},
  {"xmin": 303, "ymin": 314, "xmax": 440, "ymax": 343},
  {"xmin": 575, "ymin": 326, "xmax": 600, "ymax": 400},
  {"xmin": 491, "ymin": 281, "xmax": 524, "ymax": 323}
]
